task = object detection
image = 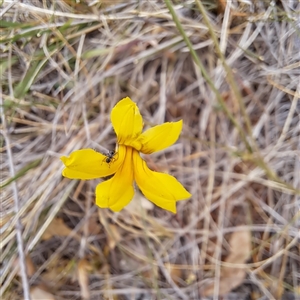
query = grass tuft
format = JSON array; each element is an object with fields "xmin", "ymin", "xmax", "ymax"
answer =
[{"xmin": 1, "ymin": 0, "xmax": 299, "ymax": 299}]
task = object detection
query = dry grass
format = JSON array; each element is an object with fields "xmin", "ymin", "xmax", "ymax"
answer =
[{"xmin": 1, "ymin": 0, "xmax": 300, "ymax": 299}]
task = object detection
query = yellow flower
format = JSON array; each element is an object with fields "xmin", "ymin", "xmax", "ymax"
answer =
[{"xmin": 61, "ymin": 97, "xmax": 191, "ymax": 213}]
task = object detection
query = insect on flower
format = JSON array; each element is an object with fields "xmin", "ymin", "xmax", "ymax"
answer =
[{"xmin": 104, "ymin": 150, "xmax": 118, "ymax": 166}]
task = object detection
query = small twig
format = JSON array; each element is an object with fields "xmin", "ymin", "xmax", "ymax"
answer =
[{"xmin": 0, "ymin": 92, "xmax": 31, "ymax": 299}]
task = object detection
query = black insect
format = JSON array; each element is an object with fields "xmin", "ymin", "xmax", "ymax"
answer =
[{"xmin": 104, "ymin": 150, "xmax": 117, "ymax": 166}]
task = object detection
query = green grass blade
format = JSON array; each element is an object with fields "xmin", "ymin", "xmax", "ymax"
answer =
[
  {"xmin": 0, "ymin": 158, "xmax": 43, "ymax": 189},
  {"xmin": 14, "ymin": 57, "xmax": 49, "ymax": 99}
]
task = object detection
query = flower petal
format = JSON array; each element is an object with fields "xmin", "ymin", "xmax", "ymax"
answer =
[
  {"xmin": 95, "ymin": 146, "xmax": 134, "ymax": 212},
  {"xmin": 110, "ymin": 97, "xmax": 143, "ymax": 144},
  {"xmin": 133, "ymin": 150, "xmax": 191, "ymax": 213},
  {"xmin": 61, "ymin": 148, "xmax": 124, "ymax": 180},
  {"xmin": 138, "ymin": 120, "xmax": 183, "ymax": 154}
]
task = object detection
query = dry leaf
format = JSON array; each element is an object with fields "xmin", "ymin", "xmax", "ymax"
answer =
[
  {"xmin": 217, "ymin": 0, "xmax": 227, "ymax": 14},
  {"xmin": 41, "ymin": 217, "xmax": 73, "ymax": 241},
  {"xmin": 85, "ymin": 215, "xmax": 102, "ymax": 235},
  {"xmin": 202, "ymin": 269, "xmax": 246, "ymax": 297},
  {"xmin": 225, "ymin": 230, "xmax": 252, "ymax": 264},
  {"xmin": 16, "ymin": 256, "xmax": 57, "ymax": 298},
  {"xmin": 78, "ymin": 259, "xmax": 91, "ymax": 300},
  {"xmin": 105, "ymin": 224, "xmax": 122, "ymax": 250},
  {"xmin": 25, "ymin": 255, "xmax": 36, "ymax": 277},
  {"xmin": 30, "ymin": 286, "xmax": 56, "ymax": 300},
  {"xmin": 165, "ymin": 263, "xmax": 184, "ymax": 286},
  {"xmin": 15, "ymin": 255, "xmax": 36, "ymax": 277},
  {"xmin": 202, "ymin": 229, "xmax": 251, "ymax": 297}
]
